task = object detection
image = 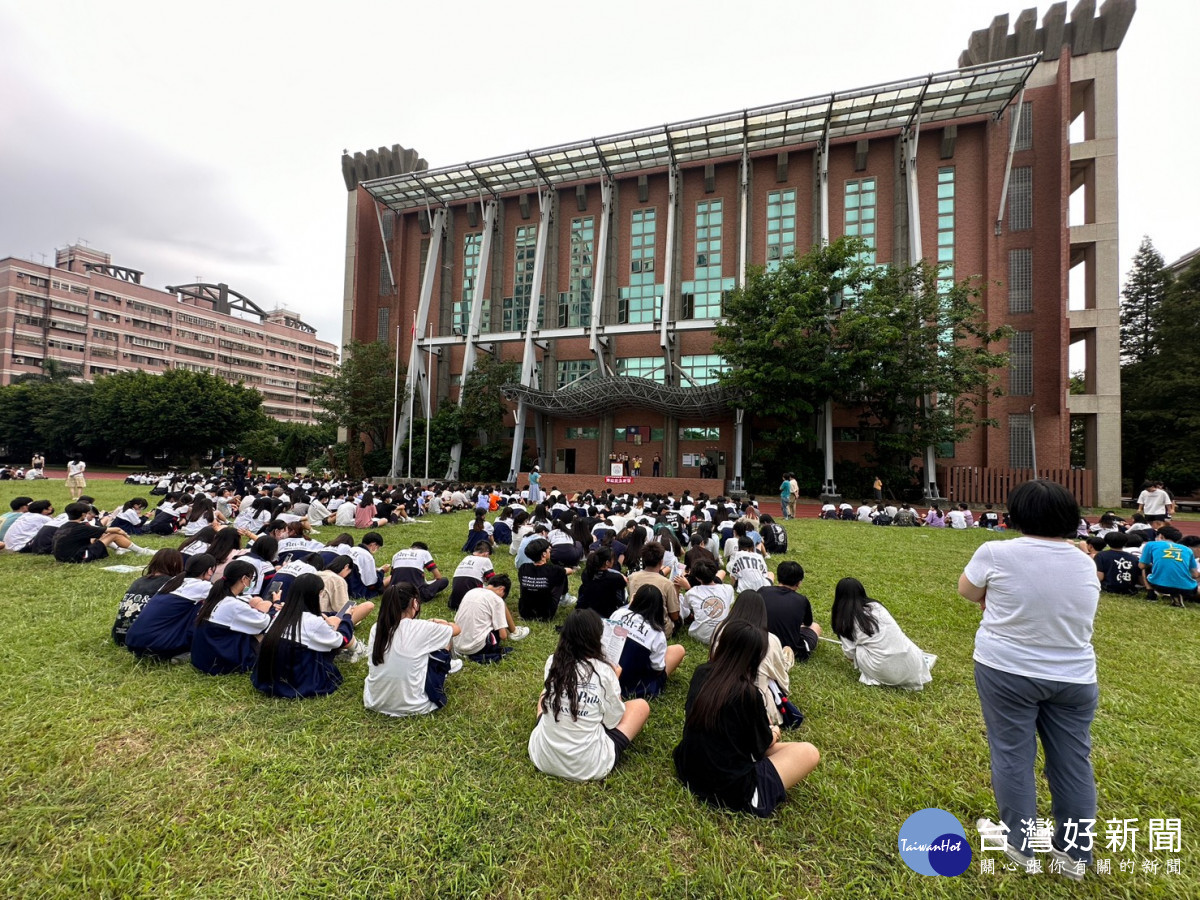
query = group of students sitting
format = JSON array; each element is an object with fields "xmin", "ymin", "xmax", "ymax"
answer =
[
  {"xmin": 1075, "ymin": 512, "xmax": 1200, "ymax": 606},
  {"xmin": 819, "ymin": 499, "xmax": 1005, "ymax": 529}
]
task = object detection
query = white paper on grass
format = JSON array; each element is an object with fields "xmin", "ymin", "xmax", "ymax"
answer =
[{"xmin": 102, "ymin": 565, "xmax": 145, "ymax": 573}]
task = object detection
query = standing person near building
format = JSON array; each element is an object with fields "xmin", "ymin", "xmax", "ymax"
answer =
[
  {"xmin": 652, "ymin": 453, "xmax": 661, "ymax": 478},
  {"xmin": 528, "ymin": 466, "xmax": 542, "ymax": 506},
  {"xmin": 66, "ymin": 455, "xmax": 87, "ymax": 502},
  {"xmin": 873, "ymin": 476, "xmax": 884, "ymax": 503},
  {"xmin": 958, "ymin": 479, "xmax": 1100, "ymax": 880},
  {"xmin": 1135, "ymin": 481, "xmax": 1173, "ymax": 526},
  {"xmin": 787, "ymin": 474, "xmax": 799, "ymax": 521},
  {"xmin": 778, "ymin": 473, "xmax": 792, "ymax": 520},
  {"xmin": 633, "ymin": 455, "xmax": 642, "ymax": 477}
]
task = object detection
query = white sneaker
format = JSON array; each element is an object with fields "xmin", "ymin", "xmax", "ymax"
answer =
[
  {"xmin": 1047, "ymin": 845, "xmax": 1087, "ymax": 882},
  {"xmin": 975, "ymin": 818, "xmax": 1036, "ymax": 869},
  {"xmin": 345, "ymin": 640, "xmax": 369, "ymax": 664},
  {"xmin": 448, "ymin": 658, "xmax": 464, "ymax": 675},
  {"xmin": 135, "ymin": 546, "xmax": 155, "ymax": 555},
  {"xmin": 509, "ymin": 625, "xmax": 531, "ymax": 642},
  {"xmin": 114, "ymin": 547, "xmax": 130, "ymax": 555},
  {"xmin": 559, "ymin": 594, "xmax": 578, "ymax": 607},
  {"xmin": 923, "ymin": 653, "xmax": 938, "ymax": 670}
]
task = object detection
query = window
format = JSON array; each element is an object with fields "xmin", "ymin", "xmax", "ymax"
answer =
[
  {"xmin": 558, "ymin": 217, "xmax": 594, "ymax": 327},
  {"xmin": 679, "ymin": 354, "xmax": 725, "ymax": 387},
  {"xmin": 679, "ymin": 426, "xmax": 720, "ymax": 440},
  {"xmin": 618, "ymin": 209, "xmax": 663, "ymax": 324},
  {"xmin": 1009, "ymin": 331, "xmax": 1033, "ymax": 396},
  {"xmin": 1009, "ymin": 413, "xmax": 1033, "ymax": 468},
  {"xmin": 1009, "ymin": 167, "xmax": 1032, "ymax": 231},
  {"xmin": 844, "ymin": 178, "xmax": 877, "ymax": 263},
  {"xmin": 1010, "ymin": 101, "xmax": 1033, "ymax": 151},
  {"xmin": 376, "ymin": 307, "xmax": 390, "ymax": 343},
  {"xmin": 765, "ymin": 188, "xmax": 797, "ymax": 271},
  {"xmin": 378, "ymin": 252, "xmax": 394, "ymax": 295},
  {"xmin": 565, "ymin": 427, "xmax": 599, "ymax": 440},
  {"xmin": 556, "ymin": 358, "xmax": 596, "ymax": 389},
  {"xmin": 936, "ymin": 167, "xmax": 955, "ymax": 293},
  {"xmin": 17, "ymin": 293, "xmax": 45, "ymax": 309},
  {"xmin": 502, "ymin": 226, "xmax": 543, "ymax": 331},
  {"xmin": 615, "ymin": 356, "xmax": 664, "ymax": 383},
  {"xmin": 1008, "ymin": 249, "xmax": 1033, "ymax": 313},
  {"xmin": 682, "ymin": 200, "xmax": 735, "ymax": 319},
  {"xmin": 454, "ymin": 233, "xmax": 487, "ymax": 335},
  {"xmin": 382, "ymin": 208, "xmax": 395, "ymax": 241}
]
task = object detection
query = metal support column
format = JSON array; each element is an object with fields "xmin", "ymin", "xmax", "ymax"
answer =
[
  {"xmin": 447, "ymin": 199, "xmax": 497, "ymax": 479},
  {"xmin": 817, "ymin": 131, "xmax": 838, "ymax": 501},
  {"xmin": 733, "ymin": 138, "xmax": 750, "ymax": 493},
  {"xmin": 589, "ymin": 178, "xmax": 612, "ymax": 373},
  {"xmin": 506, "ymin": 189, "xmax": 554, "ymax": 483},
  {"xmin": 392, "ymin": 207, "xmax": 446, "ymax": 479},
  {"xmin": 659, "ymin": 164, "xmax": 678, "ymax": 380}
]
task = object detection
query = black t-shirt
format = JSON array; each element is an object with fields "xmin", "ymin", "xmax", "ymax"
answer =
[
  {"xmin": 112, "ymin": 574, "xmax": 174, "ymax": 645},
  {"xmin": 673, "ymin": 663, "xmax": 772, "ymax": 810},
  {"xmin": 1094, "ymin": 549, "xmax": 1140, "ymax": 594},
  {"xmin": 53, "ymin": 520, "xmax": 105, "ymax": 562},
  {"xmin": 759, "ymin": 586, "xmax": 815, "ymax": 658},
  {"xmin": 517, "ymin": 562, "xmax": 568, "ymax": 621},
  {"xmin": 577, "ymin": 568, "xmax": 627, "ymax": 618}
]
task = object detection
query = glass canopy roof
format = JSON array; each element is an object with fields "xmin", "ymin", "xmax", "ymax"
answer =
[{"xmin": 364, "ymin": 54, "xmax": 1039, "ymax": 212}]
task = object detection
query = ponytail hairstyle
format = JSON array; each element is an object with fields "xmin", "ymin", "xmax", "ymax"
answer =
[
  {"xmin": 685, "ymin": 619, "xmax": 767, "ymax": 733},
  {"xmin": 123, "ymin": 497, "xmax": 148, "ymax": 512},
  {"xmin": 178, "ymin": 525, "xmax": 217, "ymax": 555},
  {"xmin": 257, "ymin": 573, "xmax": 326, "ymax": 685},
  {"xmin": 370, "ymin": 582, "xmax": 420, "ymax": 666},
  {"xmin": 583, "ymin": 547, "xmax": 613, "ymax": 582},
  {"xmin": 160, "ymin": 553, "xmax": 217, "ymax": 595},
  {"xmin": 627, "ymin": 584, "xmax": 666, "ymax": 633},
  {"xmin": 831, "ymin": 577, "xmax": 879, "ymax": 640},
  {"xmin": 196, "ymin": 559, "xmax": 257, "ymax": 624},
  {"xmin": 543, "ymin": 609, "xmax": 605, "ymax": 722}
]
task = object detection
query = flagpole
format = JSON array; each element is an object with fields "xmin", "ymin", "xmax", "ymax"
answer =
[
  {"xmin": 424, "ymin": 320, "xmax": 432, "ymax": 482},
  {"xmin": 390, "ymin": 323, "xmax": 401, "ymax": 478}
]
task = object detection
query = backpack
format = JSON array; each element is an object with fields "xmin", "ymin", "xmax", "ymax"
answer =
[
  {"xmin": 872, "ymin": 514, "xmax": 894, "ymax": 526},
  {"xmin": 762, "ymin": 523, "xmax": 788, "ymax": 554}
]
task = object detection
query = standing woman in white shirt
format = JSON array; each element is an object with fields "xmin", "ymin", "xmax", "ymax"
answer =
[
  {"xmin": 66, "ymin": 455, "xmax": 87, "ymax": 501},
  {"xmin": 528, "ymin": 609, "xmax": 650, "ymax": 781},
  {"xmin": 959, "ymin": 480, "xmax": 1100, "ymax": 880}
]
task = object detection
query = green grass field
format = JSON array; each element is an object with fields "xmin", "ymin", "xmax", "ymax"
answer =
[{"xmin": 0, "ymin": 480, "xmax": 1196, "ymax": 899}]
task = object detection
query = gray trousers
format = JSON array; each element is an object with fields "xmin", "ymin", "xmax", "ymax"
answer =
[{"xmin": 974, "ymin": 662, "xmax": 1098, "ymax": 864}]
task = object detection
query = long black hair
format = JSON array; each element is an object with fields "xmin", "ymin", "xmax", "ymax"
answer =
[
  {"xmin": 543, "ymin": 609, "xmax": 606, "ymax": 723},
  {"xmin": 371, "ymin": 582, "xmax": 420, "ymax": 666},
  {"xmin": 196, "ymin": 559, "xmax": 257, "ymax": 624},
  {"xmin": 711, "ymin": 589, "xmax": 769, "ymax": 656},
  {"xmin": 627, "ymin": 584, "xmax": 666, "ymax": 633},
  {"xmin": 178, "ymin": 525, "xmax": 217, "ymax": 555},
  {"xmin": 831, "ymin": 577, "xmax": 879, "ymax": 640},
  {"xmin": 583, "ymin": 547, "xmax": 613, "ymax": 582},
  {"xmin": 160, "ymin": 553, "xmax": 217, "ymax": 595},
  {"xmin": 257, "ymin": 573, "xmax": 326, "ymax": 685},
  {"xmin": 187, "ymin": 495, "xmax": 215, "ymax": 524},
  {"xmin": 207, "ymin": 527, "xmax": 243, "ymax": 565},
  {"xmin": 142, "ymin": 548, "xmax": 184, "ymax": 580},
  {"xmin": 685, "ymin": 619, "xmax": 767, "ymax": 733},
  {"xmin": 248, "ymin": 535, "xmax": 278, "ymax": 562}
]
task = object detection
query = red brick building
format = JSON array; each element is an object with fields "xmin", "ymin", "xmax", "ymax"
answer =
[{"xmin": 340, "ymin": 4, "xmax": 1131, "ymax": 505}]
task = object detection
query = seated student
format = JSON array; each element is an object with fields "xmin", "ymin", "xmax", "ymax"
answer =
[
  {"xmin": 924, "ymin": 505, "xmax": 946, "ymax": 528},
  {"xmin": 124, "ymin": 554, "xmax": 218, "ymax": 661},
  {"xmin": 758, "ymin": 561, "xmax": 821, "ymax": 661},
  {"xmin": 1093, "ymin": 531, "xmax": 1141, "ymax": 594},
  {"xmin": 276, "ymin": 521, "xmax": 325, "ymax": 564},
  {"xmin": 241, "ymin": 535, "xmax": 279, "ymax": 595},
  {"xmin": 727, "ymin": 536, "xmax": 773, "ymax": 593},
  {"xmin": 819, "ymin": 502, "xmax": 838, "ymax": 520},
  {"xmin": 830, "ymin": 577, "xmax": 933, "ymax": 690},
  {"xmin": 577, "ymin": 548, "xmax": 628, "ymax": 619},
  {"xmin": 315, "ymin": 553, "xmax": 354, "ymax": 614},
  {"xmin": 892, "ymin": 503, "xmax": 920, "ymax": 527},
  {"xmin": 390, "ymin": 541, "xmax": 449, "ymax": 603},
  {"xmin": 1126, "ymin": 512, "xmax": 1155, "ymax": 537},
  {"xmin": 252, "ymin": 573, "xmax": 357, "ymax": 698},
  {"xmin": 52, "ymin": 502, "xmax": 154, "ymax": 562},
  {"xmin": 191, "ymin": 560, "xmax": 279, "ymax": 675},
  {"xmin": 1089, "ymin": 512, "xmax": 1123, "ymax": 538},
  {"xmin": 3, "ymin": 500, "xmax": 55, "ymax": 553},
  {"xmin": 112, "ymin": 549, "xmax": 185, "ymax": 646},
  {"xmin": 518, "ymin": 538, "xmax": 574, "ymax": 621},
  {"xmin": 448, "ymin": 541, "xmax": 496, "ymax": 611},
  {"xmin": 547, "ymin": 519, "xmax": 585, "ymax": 567},
  {"xmin": 681, "ymin": 559, "xmax": 735, "ymax": 645},
  {"xmin": 346, "ymin": 532, "xmax": 390, "ymax": 599},
  {"xmin": 334, "ymin": 497, "xmax": 358, "ymax": 528},
  {"xmin": 180, "ymin": 496, "xmax": 223, "ymax": 536},
  {"xmin": 609, "ymin": 585, "xmax": 687, "ymax": 699},
  {"xmin": 461, "ymin": 516, "xmax": 492, "ymax": 554},
  {"xmin": 0, "ymin": 495, "xmax": 34, "ymax": 544},
  {"xmin": 713, "ymin": 591, "xmax": 796, "ymax": 727},
  {"xmin": 363, "ymin": 582, "xmax": 463, "ymax": 717},
  {"xmin": 354, "ymin": 492, "xmax": 388, "ymax": 529},
  {"xmin": 236, "ymin": 497, "xmax": 277, "ymax": 534},
  {"xmin": 1140, "ymin": 525, "xmax": 1200, "ymax": 607},
  {"xmin": 111, "ymin": 498, "xmax": 150, "ymax": 534},
  {"xmin": 207, "ymin": 528, "xmax": 246, "ymax": 581},
  {"xmin": 673, "ymin": 619, "xmax": 820, "ymax": 817},
  {"xmin": 978, "ymin": 505, "xmax": 1002, "ymax": 530},
  {"xmin": 626, "ymin": 542, "xmax": 681, "ymax": 637},
  {"xmin": 306, "ymin": 491, "xmax": 335, "ymax": 527},
  {"xmin": 758, "ymin": 515, "xmax": 788, "ymax": 555},
  {"xmin": 452, "ymin": 575, "xmax": 530, "ymax": 662},
  {"xmin": 855, "ymin": 500, "xmax": 875, "ymax": 523},
  {"xmin": 528, "ymin": 609, "xmax": 651, "ymax": 782}
]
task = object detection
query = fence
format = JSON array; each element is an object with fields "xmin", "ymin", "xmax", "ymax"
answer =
[{"xmin": 940, "ymin": 467, "xmax": 1096, "ymax": 509}]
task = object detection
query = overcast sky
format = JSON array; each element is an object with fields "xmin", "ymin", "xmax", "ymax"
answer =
[{"xmin": 1, "ymin": 0, "xmax": 1193, "ymax": 352}]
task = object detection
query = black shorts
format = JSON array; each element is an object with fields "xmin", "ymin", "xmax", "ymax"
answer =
[
  {"xmin": 605, "ymin": 726, "xmax": 631, "ymax": 765},
  {"xmin": 1148, "ymin": 582, "xmax": 1198, "ymax": 599},
  {"xmin": 1146, "ymin": 514, "xmax": 1167, "ymax": 523},
  {"xmin": 79, "ymin": 543, "xmax": 109, "ymax": 562},
  {"xmin": 744, "ymin": 757, "xmax": 787, "ymax": 818}
]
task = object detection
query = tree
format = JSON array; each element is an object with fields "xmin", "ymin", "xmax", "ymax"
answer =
[
  {"xmin": 312, "ymin": 340, "xmax": 398, "ymax": 477},
  {"xmin": 90, "ymin": 369, "xmax": 265, "ymax": 466},
  {"xmin": 238, "ymin": 420, "xmax": 337, "ymax": 470},
  {"xmin": 1119, "ymin": 236, "xmax": 1168, "ymax": 364}
]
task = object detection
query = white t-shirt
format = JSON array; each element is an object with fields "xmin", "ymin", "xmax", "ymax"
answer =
[
  {"xmin": 947, "ymin": 510, "xmax": 968, "ymax": 529},
  {"xmin": 453, "ymin": 555, "xmax": 495, "ymax": 584},
  {"xmin": 1137, "ymin": 489, "xmax": 1169, "ymax": 516},
  {"xmin": 208, "ymin": 595, "xmax": 272, "ymax": 634},
  {"xmin": 962, "ymin": 537, "xmax": 1099, "ymax": 683},
  {"xmin": 452, "ymin": 586, "xmax": 510, "ymax": 655},
  {"xmin": 682, "ymin": 583, "xmax": 735, "ymax": 644},
  {"xmin": 363, "ymin": 618, "xmax": 454, "ymax": 717},
  {"xmin": 857, "ymin": 504, "xmax": 875, "ymax": 522},
  {"xmin": 527, "ymin": 656, "xmax": 625, "ymax": 781},
  {"xmin": 727, "ymin": 550, "xmax": 771, "ymax": 592}
]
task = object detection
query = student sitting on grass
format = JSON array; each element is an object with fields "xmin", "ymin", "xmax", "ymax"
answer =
[
  {"xmin": 609, "ymin": 584, "xmax": 686, "ymax": 699},
  {"xmin": 390, "ymin": 541, "xmax": 448, "ymax": 603},
  {"xmin": 112, "ymin": 549, "xmax": 185, "ymax": 647},
  {"xmin": 52, "ymin": 502, "xmax": 155, "ymax": 562},
  {"xmin": 123, "ymin": 554, "xmax": 217, "ymax": 662},
  {"xmin": 111, "ymin": 498, "xmax": 150, "ymax": 534},
  {"xmin": 712, "ymin": 591, "xmax": 795, "ymax": 727},
  {"xmin": 363, "ymin": 582, "xmax": 463, "ymax": 717},
  {"xmin": 528, "ymin": 609, "xmax": 651, "ymax": 782},
  {"xmin": 673, "ymin": 619, "xmax": 820, "ymax": 817},
  {"xmin": 252, "ymin": 573, "xmax": 356, "ymax": 699},
  {"xmin": 451, "ymin": 575, "xmax": 529, "ymax": 663},
  {"xmin": 448, "ymin": 541, "xmax": 496, "ymax": 611},
  {"xmin": 518, "ymin": 538, "xmax": 574, "ymax": 622},
  {"xmin": 191, "ymin": 560, "xmax": 279, "ymax": 675},
  {"xmin": 680, "ymin": 558, "xmax": 735, "ymax": 645},
  {"xmin": 576, "ymin": 547, "xmax": 628, "ymax": 619},
  {"xmin": 346, "ymin": 532, "xmax": 390, "ymax": 599},
  {"xmin": 830, "ymin": 577, "xmax": 933, "ymax": 691}
]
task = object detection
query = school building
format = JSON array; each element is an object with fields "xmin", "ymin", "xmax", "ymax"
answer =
[
  {"xmin": 340, "ymin": 3, "xmax": 1133, "ymax": 506},
  {"xmin": 0, "ymin": 244, "xmax": 339, "ymax": 422}
]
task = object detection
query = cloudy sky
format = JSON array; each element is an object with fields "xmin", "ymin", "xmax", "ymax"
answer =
[{"xmin": 1, "ymin": 0, "xmax": 1193, "ymax": 351}]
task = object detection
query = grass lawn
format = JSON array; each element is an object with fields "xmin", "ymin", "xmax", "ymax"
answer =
[{"xmin": 0, "ymin": 480, "xmax": 1195, "ymax": 898}]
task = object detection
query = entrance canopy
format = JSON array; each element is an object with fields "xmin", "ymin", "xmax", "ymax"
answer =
[{"xmin": 502, "ymin": 375, "xmax": 738, "ymax": 419}]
